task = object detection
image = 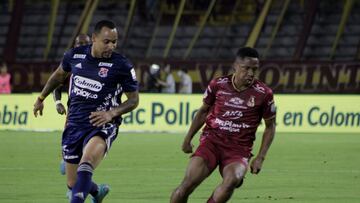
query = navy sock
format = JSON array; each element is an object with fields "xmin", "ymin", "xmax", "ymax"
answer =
[
  {"xmin": 89, "ymin": 181, "xmax": 99, "ymax": 197},
  {"xmin": 71, "ymin": 162, "xmax": 94, "ymax": 203}
]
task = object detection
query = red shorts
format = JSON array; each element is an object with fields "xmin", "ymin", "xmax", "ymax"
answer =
[{"xmin": 192, "ymin": 133, "xmax": 251, "ymax": 174}]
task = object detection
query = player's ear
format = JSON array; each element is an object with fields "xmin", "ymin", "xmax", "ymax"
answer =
[
  {"xmin": 91, "ymin": 33, "xmax": 96, "ymax": 43},
  {"xmin": 232, "ymin": 62, "xmax": 237, "ymax": 72}
]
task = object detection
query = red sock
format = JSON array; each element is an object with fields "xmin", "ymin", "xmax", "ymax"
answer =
[{"xmin": 207, "ymin": 195, "xmax": 216, "ymax": 203}]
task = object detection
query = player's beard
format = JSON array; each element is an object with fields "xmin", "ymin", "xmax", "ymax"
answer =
[{"xmin": 102, "ymin": 51, "xmax": 112, "ymax": 58}]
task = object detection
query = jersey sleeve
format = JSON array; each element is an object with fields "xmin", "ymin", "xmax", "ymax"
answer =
[
  {"xmin": 120, "ymin": 60, "xmax": 138, "ymax": 92},
  {"xmin": 203, "ymin": 79, "xmax": 217, "ymax": 105},
  {"xmin": 262, "ymin": 89, "xmax": 276, "ymax": 120},
  {"xmin": 61, "ymin": 50, "xmax": 72, "ymax": 72}
]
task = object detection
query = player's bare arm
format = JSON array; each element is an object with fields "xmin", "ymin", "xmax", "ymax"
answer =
[
  {"xmin": 182, "ymin": 102, "xmax": 211, "ymax": 153},
  {"xmin": 89, "ymin": 91, "xmax": 139, "ymax": 127},
  {"xmin": 53, "ymin": 85, "xmax": 66, "ymax": 115},
  {"xmin": 250, "ymin": 117, "xmax": 276, "ymax": 174},
  {"xmin": 33, "ymin": 66, "xmax": 70, "ymax": 117},
  {"xmin": 53, "ymin": 85, "xmax": 62, "ymax": 101}
]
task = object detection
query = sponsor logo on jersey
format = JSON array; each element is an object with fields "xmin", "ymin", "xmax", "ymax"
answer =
[
  {"xmin": 229, "ymin": 97, "xmax": 244, "ymax": 105},
  {"xmin": 98, "ymin": 67, "xmax": 109, "ymax": 78},
  {"xmin": 73, "ymin": 54, "xmax": 86, "ymax": 59},
  {"xmin": 222, "ymin": 110, "xmax": 243, "ymax": 119},
  {"xmin": 247, "ymin": 96, "xmax": 255, "ymax": 107},
  {"xmin": 130, "ymin": 68, "xmax": 137, "ymax": 80},
  {"xmin": 64, "ymin": 155, "xmax": 79, "ymax": 159},
  {"xmin": 98, "ymin": 62, "xmax": 113, "ymax": 67},
  {"xmin": 253, "ymin": 84, "xmax": 265, "ymax": 94},
  {"xmin": 62, "ymin": 145, "xmax": 69, "ymax": 152},
  {"xmin": 74, "ymin": 75, "xmax": 103, "ymax": 92},
  {"xmin": 214, "ymin": 118, "xmax": 250, "ymax": 132},
  {"xmin": 72, "ymin": 86, "xmax": 98, "ymax": 99},
  {"xmin": 75, "ymin": 63, "xmax": 82, "ymax": 69},
  {"xmin": 224, "ymin": 102, "xmax": 248, "ymax": 109}
]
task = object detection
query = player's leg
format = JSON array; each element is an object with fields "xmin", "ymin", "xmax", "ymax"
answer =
[
  {"xmin": 170, "ymin": 156, "xmax": 211, "ymax": 203},
  {"xmin": 71, "ymin": 135, "xmax": 107, "ymax": 203},
  {"xmin": 65, "ymin": 155, "xmax": 105, "ymax": 202},
  {"xmin": 65, "ymin": 139, "xmax": 109, "ymax": 202},
  {"xmin": 208, "ymin": 162, "xmax": 247, "ymax": 203},
  {"xmin": 65, "ymin": 162, "xmax": 78, "ymax": 200},
  {"xmin": 60, "ymin": 159, "xmax": 66, "ymax": 175}
]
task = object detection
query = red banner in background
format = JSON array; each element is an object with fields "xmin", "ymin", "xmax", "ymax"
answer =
[{"xmin": 7, "ymin": 60, "xmax": 360, "ymax": 93}]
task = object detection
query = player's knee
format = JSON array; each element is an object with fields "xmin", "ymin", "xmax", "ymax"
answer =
[
  {"xmin": 235, "ymin": 178, "xmax": 244, "ymax": 188},
  {"xmin": 180, "ymin": 179, "xmax": 198, "ymax": 194},
  {"xmin": 80, "ymin": 156, "xmax": 96, "ymax": 166},
  {"xmin": 224, "ymin": 176, "xmax": 244, "ymax": 190}
]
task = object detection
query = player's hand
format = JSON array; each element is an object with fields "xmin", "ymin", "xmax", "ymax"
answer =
[
  {"xmin": 33, "ymin": 98, "xmax": 44, "ymax": 117},
  {"xmin": 89, "ymin": 111, "xmax": 114, "ymax": 127},
  {"xmin": 250, "ymin": 156, "xmax": 264, "ymax": 174},
  {"xmin": 182, "ymin": 138, "xmax": 194, "ymax": 154},
  {"xmin": 56, "ymin": 103, "xmax": 66, "ymax": 115}
]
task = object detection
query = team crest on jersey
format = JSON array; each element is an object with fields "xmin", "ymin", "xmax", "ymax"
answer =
[
  {"xmin": 247, "ymin": 96, "xmax": 255, "ymax": 107},
  {"xmin": 98, "ymin": 67, "xmax": 109, "ymax": 77}
]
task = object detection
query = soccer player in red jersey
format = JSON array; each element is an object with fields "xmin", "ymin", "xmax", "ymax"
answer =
[{"xmin": 170, "ymin": 47, "xmax": 276, "ymax": 203}]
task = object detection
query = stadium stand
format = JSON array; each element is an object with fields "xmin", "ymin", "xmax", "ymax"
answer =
[{"xmin": 4, "ymin": 0, "xmax": 359, "ymax": 61}]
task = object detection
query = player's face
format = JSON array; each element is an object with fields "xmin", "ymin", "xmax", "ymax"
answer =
[
  {"xmin": 92, "ymin": 27, "xmax": 118, "ymax": 58},
  {"xmin": 233, "ymin": 57, "xmax": 259, "ymax": 86},
  {"xmin": 0, "ymin": 66, "xmax": 7, "ymax": 74},
  {"xmin": 74, "ymin": 35, "xmax": 91, "ymax": 47}
]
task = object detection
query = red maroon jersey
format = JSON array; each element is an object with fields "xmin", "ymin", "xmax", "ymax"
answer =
[{"xmin": 202, "ymin": 75, "xmax": 276, "ymax": 149}]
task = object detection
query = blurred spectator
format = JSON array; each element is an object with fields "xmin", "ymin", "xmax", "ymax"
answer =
[
  {"xmin": 158, "ymin": 64, "xmax": 175, "ymax": 93},
  {"xmin": 0, "ymin": 62, "xmax": 11, "ymax": 94},
  {"xmin": 177, "ymin": 68, "xmax": 192, "ymax": 94},
  {"xmin": 167, "ymin": 0, "xmax": 180, "ymax": 10},
  {"xmin": 138, "ymin": 0, "xmax": 158, "ymax": 21},
  {"xmin": 144, "ymin": 63, "xmax": 161, "ymax": 92}
]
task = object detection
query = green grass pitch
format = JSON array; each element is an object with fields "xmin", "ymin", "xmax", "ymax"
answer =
[{"xmin": 0, "ymin": 131, "xmax": 359, "ymax": 203}]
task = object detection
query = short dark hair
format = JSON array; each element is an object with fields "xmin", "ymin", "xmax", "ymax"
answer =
[
  {"xmin": 94, "ymin": 20, "xmax": 116, "ymax": 34},
  {"xmin": 236, "ymin": 47, "xmax": 259, "ymax": 58}
]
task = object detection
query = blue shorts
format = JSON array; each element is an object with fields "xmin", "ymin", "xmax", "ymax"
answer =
[{"xmin": 62, "ymin": 123, "xmax": 119, "ymax": 164}]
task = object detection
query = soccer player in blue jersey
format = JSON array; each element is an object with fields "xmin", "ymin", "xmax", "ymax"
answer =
[
  {"xmin": 53, "ymin": 34, "xmax": 91, "ymax": 176},
  {"xmin": 33, "ymin": 20, "xmax": 139, "ymax": 203}
]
